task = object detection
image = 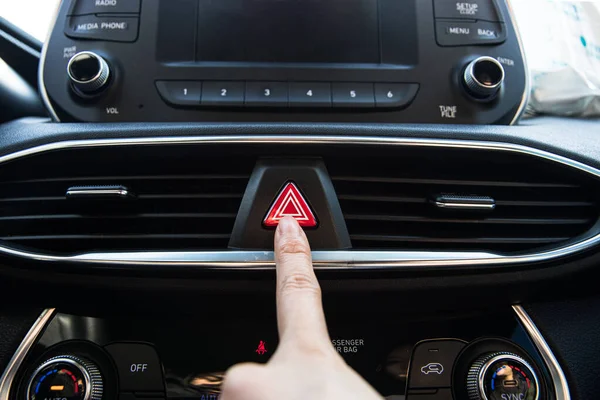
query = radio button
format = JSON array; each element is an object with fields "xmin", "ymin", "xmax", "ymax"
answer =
[
  {"xmin": 156, "ymin": 81, "xmax": 201, "ymax": 106},
  {"xmin": 245, "ymin": 82, "xmax": 288, "ymax": 107},
  {"xmin": 435, "ymin": 20, "xmax": 506, "ymax": 46},
  {"xmin": 69, "ymin": 0, "xmax": 141, "ymax": 16},
  {"xmin": 374, "ymin": 83, "xmax": 419, "ymax": 108},
  {"xmin": 201, "ymin": 81, "xmax": 245, "ymax": 106},
  {"xmin": 332, "ymin": 83, "xmax": 375, "ymax": 108},
  {"xmin": 433, "ymin": 0, "xmax": 503, "ymax": 22},
  {"xmin": 289, "ymin": 83, "xmax": 332, "ymax": 107},
  {"xmin": 65, "ymin": 15, "xmax": 139, "ymax": 42}
]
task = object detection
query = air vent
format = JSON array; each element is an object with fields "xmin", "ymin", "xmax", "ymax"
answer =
[
  {"xmin": 328, "ymin": 149, "xmax": 600, "ymax": 253},
  {"xmin": 0, "ymin": 147, "xmax": 254, "ymax": 253}
]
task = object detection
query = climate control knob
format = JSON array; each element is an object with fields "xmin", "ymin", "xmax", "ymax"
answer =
[
  {"xmin": 67, "ymin": 51, "xmax": 111, "ymax": 96},
  {"xmin": 467, "ymin": 352, "xmax": 539, "ymax": 400},
  {"xmin": 463, "ymin": 56, "xmax": 505, "ymax": 101},
  {"xmin": 27, "ymin": 355, "xmax": 103, "ymax": 400}
]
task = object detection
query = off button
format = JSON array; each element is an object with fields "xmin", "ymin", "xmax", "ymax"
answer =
[{"xmin": 105, "ymin": 343, "xmax": 165, "ymax": 392}]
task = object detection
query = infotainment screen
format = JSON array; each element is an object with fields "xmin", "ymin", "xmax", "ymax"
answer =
[
  {"xmin": 157, "ymin": 0, "xmax": 417, "ymax": 66},
  {"xmin": 196, "ymin": 0, "xmax": 379, "ymax": 63}
]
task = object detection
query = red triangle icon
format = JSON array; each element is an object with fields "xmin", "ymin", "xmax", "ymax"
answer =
[{"xmin": 263, "ymin": 182, "xmax": 318, "ymax": 228}]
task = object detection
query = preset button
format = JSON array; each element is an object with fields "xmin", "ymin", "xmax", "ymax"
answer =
[
  {"xmin": 201, "ymin": 81, "xmax": 245, "ymax": 106},
  {"xmin": 332, "ymin": 83, "xmax": 375, "ymax": 108}
]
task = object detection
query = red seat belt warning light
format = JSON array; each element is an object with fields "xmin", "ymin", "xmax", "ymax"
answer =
[{"xmin": 263, "ymin": 182, "xmax": 318, "ymax": 228}]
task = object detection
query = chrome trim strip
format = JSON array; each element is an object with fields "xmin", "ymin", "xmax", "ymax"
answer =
[
  {"xmin": 0, "ymin": 309, "xmax": 56, "ymax": 400},
  {"xmin": 434, "ymin": 202, "xmax": 495, "ymax": 211},
  {"xmin": 506, "ymin": 0, "xmax": 531, "ymax": 125},
  {"xmin": 38, "ymin": 0, "xmax": 62, "ymax": 122},
  {"xmin": 513, "ymin": 305, "xmax": 571, "ymax": 400},
  {"xmin": 0, "ymin": 135, "xmax": 598, "ymax": 269},
  {"xmin": 66, "ymin": 186, "xmax": 132, "ymax": 199}
]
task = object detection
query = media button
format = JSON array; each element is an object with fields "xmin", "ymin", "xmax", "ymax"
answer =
[
  {"xmin": 202, "ymin": 81, "xmax": 245, "ymax": 106},
  {"xmin": 155, "ymin": 81, "xmax": 201, "ymax": 106},
  {"xmin": 245, "ymin": 82, "xmax": 288, "ymax": 107},
  {"xmin": 375, "ymin": 83, "xmax": 419, "ymax": 108},
  {"xmin": 65, "ymin": 15, "xmax": 139, "ymax": 42},
  {"xmin": 332, "ymin": 83, "xmax": 375, "ymax": 108},
  {"xmin": 289, "ymin": 82, "xmax": 332, "ymax": 107}
]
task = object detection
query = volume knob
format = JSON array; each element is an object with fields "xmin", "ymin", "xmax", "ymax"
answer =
[
  {"xmin": 467, "ymin": 352, "xmax": 539, "ymax": 400},
  {"xmin": 67, "ymin": 51, "xmax": 111, "ymax": 96},
  {"xmin": 27, "ymin": 355, "xmax": 103, "ymax": 400},
  {"xmin": 463, "ymin": 56, "xmax": 505, "ymax": 101}
]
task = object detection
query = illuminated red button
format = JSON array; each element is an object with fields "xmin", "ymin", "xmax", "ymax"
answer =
[{"xmin": 263, "ymin": 182, "xmax": 318, "ymax": 228}]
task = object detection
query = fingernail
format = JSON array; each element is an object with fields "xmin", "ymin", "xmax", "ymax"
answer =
[{"xmin": 277, "ymin": 217, "xmax": 300, "ymax": 236}]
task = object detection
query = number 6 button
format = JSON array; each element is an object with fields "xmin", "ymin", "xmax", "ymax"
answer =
[
  {"xmin": 201, "ymin": 81, "xmax": 245, "ymax": 106},
  {"xmin": 245, "ymin": 82, "xmax": 288, "ymax": 107}
]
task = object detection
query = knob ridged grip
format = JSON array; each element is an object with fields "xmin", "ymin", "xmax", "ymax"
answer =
[
  {"xmin": 463, "ymin": 56, "xmax": 505, "ymax": 99},
  {"xmin": 467, "ymin": 352, "xmax": 538, "ymax": 400},
  {"xmin": 67, "ymin": 51, "xmax": 110, "ymax": 95},
  {"xmin": 31, "ymin": 355, "xmax": 104, "ymax": 400}
]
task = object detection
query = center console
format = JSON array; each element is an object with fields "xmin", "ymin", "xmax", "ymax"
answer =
[
  {"xmin": 40, "ymin": 0, "xmax": 527, "ymax": 124},
  {"xmin": 7, "ymin": 307, "xmax": 564, "ymax": 400}
]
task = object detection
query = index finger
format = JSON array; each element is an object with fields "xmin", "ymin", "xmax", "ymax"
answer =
[{"xmin": 274, "ymin": 217, "xmax": 330, "ymax": 350}]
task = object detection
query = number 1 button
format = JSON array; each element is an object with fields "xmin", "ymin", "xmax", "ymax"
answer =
[
  {"xmin": 201, "ymin": 81, "xmax": 244, "ymax": 106},
  {"xmin": 289, "ymin": 83, "xmax": 332, "ymax": 107}
]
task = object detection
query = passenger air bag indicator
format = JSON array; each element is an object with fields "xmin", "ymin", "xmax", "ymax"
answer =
[{"xmin": 263, "ymin": 182, "xmax": 318, "ymax": 228}]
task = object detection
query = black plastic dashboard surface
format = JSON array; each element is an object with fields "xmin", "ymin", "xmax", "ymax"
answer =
[{"xmin": 0, "ymin": 118, "xmax": 599, "ymax": 169}]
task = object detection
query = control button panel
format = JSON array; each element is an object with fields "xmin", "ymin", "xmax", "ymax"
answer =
[
  {"xmin": 408, "ymin": 339, "xmax": 466, "ymax": 389},
  {"xmin": 406, "ymin": 388, "xmax": 453, "ymax": 400},
  {"xmin": 435, "ymin": 20, "xmax": 506, "ymax": 46},
  {"xmin": 332, "ymin": 83, "xmax": 375, "ymax": 108},
  {"xmin": 69, "ymin": 0, "xmax": 142, "ymax": 15},
  {"xmin": 201, "ymin": 81, "xmax": 245, "ymax": 106},
  {"xmin": 104, "ymin": 343, "xmax": 165, "ymax": 392},
  {"xmin": 65, "ymin": 15, "xmax": 140, "ymax": 42},
  {"xmin": 155, "ymin": 81, "xmax": 418, "ymax": 110},
  {"xmin": 433, "ymin": 0, "xmax": 503, "ymax": 22},
  {"xmin": 289, "ymin": 82, "xmax": 332, "ymax": 107},
  {"xmin": 375, "ymin": 83, "xmax": 419, "ymax": 108},
  {"xmin": 156, "ymin": 81, "xmax": 201, "ymax": 106},
  {"xmin": 245, "ymin": 81, "xmax": 288, "ymax": 106}
]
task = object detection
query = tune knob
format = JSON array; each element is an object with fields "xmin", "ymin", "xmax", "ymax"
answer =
[
  {"xmin": 463, "ymin": 56, "xmax": 505, "ymax": 101},
  {"xmin": 27, "ymin": 355, "xmax": 103, "ymax": 400},
  {"xmin": 467, "ymin": 352, "xmax": 539, "ymax": 400},
  {"xmin": 67, "ymin": 51, "xmax": 111, "ymax": 96}
]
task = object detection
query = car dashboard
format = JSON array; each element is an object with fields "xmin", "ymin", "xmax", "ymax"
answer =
[{"xmin": 1, "ymin": 1, "xmax": 600, "ymax": 400}]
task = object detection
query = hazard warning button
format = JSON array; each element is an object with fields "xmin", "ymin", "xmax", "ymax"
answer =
[{"xmin": 263, "ymin": 182, "xmax": 318, "ymax": 228}]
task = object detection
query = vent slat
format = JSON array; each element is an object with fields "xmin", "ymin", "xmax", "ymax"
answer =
[
  {"xmin": 0, "ymin": 175, "xmax": 250, "ymax": 185},
  {"xmin": 332, "ymin": 176, "xmax": 578, "ymax": 188},
  {"xmin": 2, "ymin": 234, "xmax": 232, "ymax": 241},
  {"xmin": 0, "ymin": 213, "xmax": 238, "ymax": 221},
  {"xmin": 343, "ymin": 214, "xmax": 592, "ymax": 225},
  {"xmin": 349, "ymin": 235, "xmax": 569, "ymax": 244}
]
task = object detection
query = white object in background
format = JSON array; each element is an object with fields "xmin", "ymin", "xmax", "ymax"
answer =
[{"xmin": 512, "ymin": 0, "xmax": 600, "ymax": 117}]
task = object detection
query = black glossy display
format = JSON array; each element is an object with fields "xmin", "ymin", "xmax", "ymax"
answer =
[
  {"xmin": 195, "ymin": 0, "xmax": 382, "ymax": 64},
  {"xmin": 28, "ymin": 361, "xmax": 87, "ymax": 400}
]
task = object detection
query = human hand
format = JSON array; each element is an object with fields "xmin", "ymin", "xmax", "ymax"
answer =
[{"xmin": 220, "ymin": 217, "xmax": 383, "ymax": 400}]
